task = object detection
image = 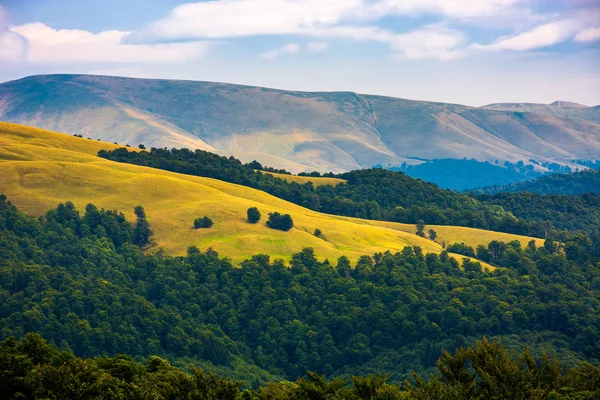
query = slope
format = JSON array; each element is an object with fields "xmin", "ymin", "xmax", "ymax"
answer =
[
  {"xmin": 483, "ymin": 101, "xmax": 600, "ymax": 124},
  {"xmin": 0, "ymin": 122, "xmax": 542, "ymax": 263},
  {"xmin": 1, "ymin": 74, "xmax": 600, "ymax": 172},
  {"xmin": 477, "ymin": 168, "xmax": 600, "ymax": 196}
]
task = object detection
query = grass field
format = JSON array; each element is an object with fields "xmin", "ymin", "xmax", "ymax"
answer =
[
  {"xmin": 259, "ymin": 171, "xmax": 345, "ymax": 187},
  {"xmin": 0, "ymin": 122, "xmax": 543, "ymax": 266}
]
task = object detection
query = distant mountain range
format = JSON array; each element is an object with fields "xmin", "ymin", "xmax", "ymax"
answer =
[{"xmin": 1, "ymin": 74, "xmax": 599, "ymax": 172}]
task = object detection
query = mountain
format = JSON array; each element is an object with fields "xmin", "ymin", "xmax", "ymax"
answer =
[
  {"xmin": 483, "ymin": 101, "xmax": 600, "ymax": 124},
  {"xmin": 1, "ymin": 74, "xmax": 600, "ymax": 172},
  {"xmin": 476, "ymin": 168, "xmax": 600, "ymax": 196}
]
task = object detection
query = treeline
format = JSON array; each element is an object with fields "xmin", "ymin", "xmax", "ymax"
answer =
[
  {"xmin": 3, "ymin": 334, "xmax": 599, "ymax": 399},
  {"xmin": 1, "ymin": 196, "xmax": 599, "ymax": 384},
  {"xmin": 389, "ymin": 158, "xmax": 542, "ymax": 190},
  {"xmin": 98, "ymin": 147, "xmax": 600, "ymax": 236},
  {"xmin": 475, "ymin": 168, "xmax": 600, "ymax": 196}
]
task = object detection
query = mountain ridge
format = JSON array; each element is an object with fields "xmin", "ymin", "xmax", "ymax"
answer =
[{"xmin": 1, "ymin": 74, "xmax": 600, "ymax": 172}]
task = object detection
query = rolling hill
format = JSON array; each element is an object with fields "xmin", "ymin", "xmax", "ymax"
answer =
[
  {"xmin": 483, "ymin": 101, "xmax": 600, "ymax": 124},
  {"xmin": 0, "ymin": 122, "xmax": 543, "ymax": 264},
  {"xmin": 1, "ymin": 74, "xmax": 599, "ymax": 173},
  {"xmin": 477, "ymin": 168, "xmax": 600, "ymax": 196}
]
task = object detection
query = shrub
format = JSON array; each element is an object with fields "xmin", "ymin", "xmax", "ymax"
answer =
[
  {"xmin": 247, "ymin": 207, "xmax": 261, "ymax": 223},
  {"xmin": 266, "ymin": 212, "xmax": 294, "ymax": 231},
  {"xmin": 194, "ymin": 216, "xmax": 213, "ymax": 229},
  {"xmin": 314, "ymin": 228, "xmax": 322, "ymax": 237}
]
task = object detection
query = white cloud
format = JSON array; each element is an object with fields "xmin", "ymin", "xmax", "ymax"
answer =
[
  {"xmin": 129, "ymin": 0, "xmax": 527, "ymax": 43},
  {"xmin": 0, "ymin": 5, "xmax": 26, "ymax": 62},
  {"xmin": 260, "ymin": 43, "xmax": 300, "ymax": 60},
  {"xmin": 471, "ymin": 20, "xmax": 583, "ymax": 51},
  {"xmin": 8, "ymin": 22, "xmax": 210, "ymax": 64},
  {"xmin": 306, "ymin": 42, "xmax": 328, "ymax": 54},
  {"xmin": 575, "ymin": 27, "xmax": 600, "ymax": 42},
  {"xmin": 391, "ymin": 28, "xmax": 466, "ymax": 60}
]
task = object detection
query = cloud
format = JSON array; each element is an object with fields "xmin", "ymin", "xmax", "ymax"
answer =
[
  {"xmin": 8, "ymin": 22, "xmax": 210, "ymax": 64},
  {"xmin": 471, "ymin": 20, "xmax": 584, "ymax": 51},
  {"xmin": 306, "ymin": 42, "xmax": 328, "ymax": 54},
  {"xmin": 575, "ymin": 27, "xmax": 600, "ymax": 42},
  {"xmin": 0, "ymin": 5, "xmax": 26, "ymax": 62},
  {"xmin": 260, "ymin": 43, "xmax": 300, "ymax": 60},
  {"xmin": 129, "ymin": 0, "xmax": 527, "ymax": 43}
]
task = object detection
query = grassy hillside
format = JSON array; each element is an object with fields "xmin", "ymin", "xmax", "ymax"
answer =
[
  {"xmin": 2, "ymin": 74, "xmax": 599, "ymax": 172},
  {"xmin": 260, "ymin": 171, "xmax": 345, "ymax": 187},
  {"xmin": 0, "ymin": 122, "xmax": 542, "ymax": 264},
  {"xmin": 483, "ymin": 102, "xmax": 600, "ymax": 124}
]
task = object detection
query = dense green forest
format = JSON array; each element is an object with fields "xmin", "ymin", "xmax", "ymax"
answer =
[
  {"xmin": 476, "ymin": 168, "xmax": 600, "ymax": 196},
  {"xmin": 1, "ymin": 195, "xmax": 599, "ymax": 387},
  {"xmin": 389, "ymin": 158, "xmax": 542, "ymax": 190},
  {"xmin": 3, "ymin": 334, "xmax": 599, "ymax": 399},
  {"xmin": 98, "ymin": 147, "xmax": 600, "ymax": 236}
]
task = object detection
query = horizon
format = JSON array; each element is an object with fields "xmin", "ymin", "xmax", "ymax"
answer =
[
  {"xmin": 1, "ymin": 0, "xmax": 599, "ymax": 107},
  {"xmin": 1, "ymin": 72, "xmax": 597, "ymax": 108}
]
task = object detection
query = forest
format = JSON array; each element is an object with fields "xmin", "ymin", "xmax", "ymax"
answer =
[
  {"xmin": 389, "ymin": 158, "xmax": 543, "ymax": 190},
  {"xmin": 476, "ymin": 168, "xmax": 600, "ymax": 196},
  {"xmin": 3, "ymin": 334, "xmax": 599, "ymax": 399},
  {"xmin": 1, "ymin": 195, "xmax": 599, "ymax": 389},
  {"xmin": 98, "ymin": 147, "xmax": 600, "ymax": 237}
]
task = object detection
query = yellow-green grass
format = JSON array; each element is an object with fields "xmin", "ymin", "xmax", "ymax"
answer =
[
  {"xmin": 259, "ymin": 171, "xmax": 345, "ymax": 187},
  {"xmin": 0, "ymin": 122, "xmax": 539, "ymax": 267}
]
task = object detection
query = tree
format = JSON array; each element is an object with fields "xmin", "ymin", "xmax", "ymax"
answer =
[
  {"xmin": 416, "ymin": 220, "xmax": 425, "ymax": 237},
  {"xmin": 133, "ymin": 205, "xmax": 152, "ymax": 246},
  {"xmin": 138, "ymin": 144, "xmax": 146, "ymax": 150},
  {"xmin": 266, "ymin": 212, "xmax": 294, "ymax": 231},
  {"xmin": 247, "ymin": 207, "xmax": 261, "ymax": 223},
  {"xmin": 314, "ymin": 228, "xmax": 322, "ymax": 237},
  {"xmin": 428, "ymin": 229, "xmax": 437, "ymax": 241},
  {"xmin": 194, "ymin": 216, "xmax": 213, "ymax": 229}
]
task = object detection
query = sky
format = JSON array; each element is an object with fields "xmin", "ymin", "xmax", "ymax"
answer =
[{"xmin": 0, "ymin": 0, "xmax": 599, "ymax": 106}]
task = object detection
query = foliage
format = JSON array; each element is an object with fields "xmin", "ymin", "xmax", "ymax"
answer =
[
  {"xmin": 416, "ymin": 221, "xmax": 425, "ymax": 237},
  {"xmin": 194, "ymin": 216, "xmax": 214, "ymax": 229},
  {"xmin": 247, "ymin": 207, "xmax": 261, "ymax": 224},
  {"xmin": 1, "ymin": 335, "xmax": 598, "ymax": 399},
  {"xmin": 98, "ymin": 147, "xmax": 600, "ymax": 236},
  {"xmin": 390, "ymin": 158, "xmax": 543, "ymax": 190},
  {"xmin": 266, "ymin": 212, "xmax": 294, "ymax": 231},
  {"xmin": 476, "ymin": 168, "xmax": 600, "ymax": 196},
  {"xmin": 428, "ymin": 229, "xmax": 437, "ymax": 241},
  {"xmin": 133, "ymin": 205, "xmax": 152, "ymax": 246},
  {"xmin": 314, "ymin": 228, "xmax": 322, "ymax": 237},
  {"xmin": 1, "ymin": 196, "xmax": 599, "ymax": 384}
]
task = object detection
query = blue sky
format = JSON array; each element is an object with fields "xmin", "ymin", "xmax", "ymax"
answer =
[{"xmin": 0, "ymin": 0, "xmax": 599, "ymax": 106}]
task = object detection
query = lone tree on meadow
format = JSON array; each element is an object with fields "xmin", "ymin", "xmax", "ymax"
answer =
[
  {"xmin": 266, "ymin": 212, "xmax": 294, "ymax": 231},
  {"xmin": 194, "ymin": 216, "xmax": 213, "ymax": 229},
  {"xmin": 247, "ymin": 207, "xmax": 261, "ymax": 223},
  {"xmin": 428, "ymin": 229, "xmax": 437, "ymax": 241},
  {"xmin": 416, "ymin": 220, "xmax": 425, "ymax": 237}
]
